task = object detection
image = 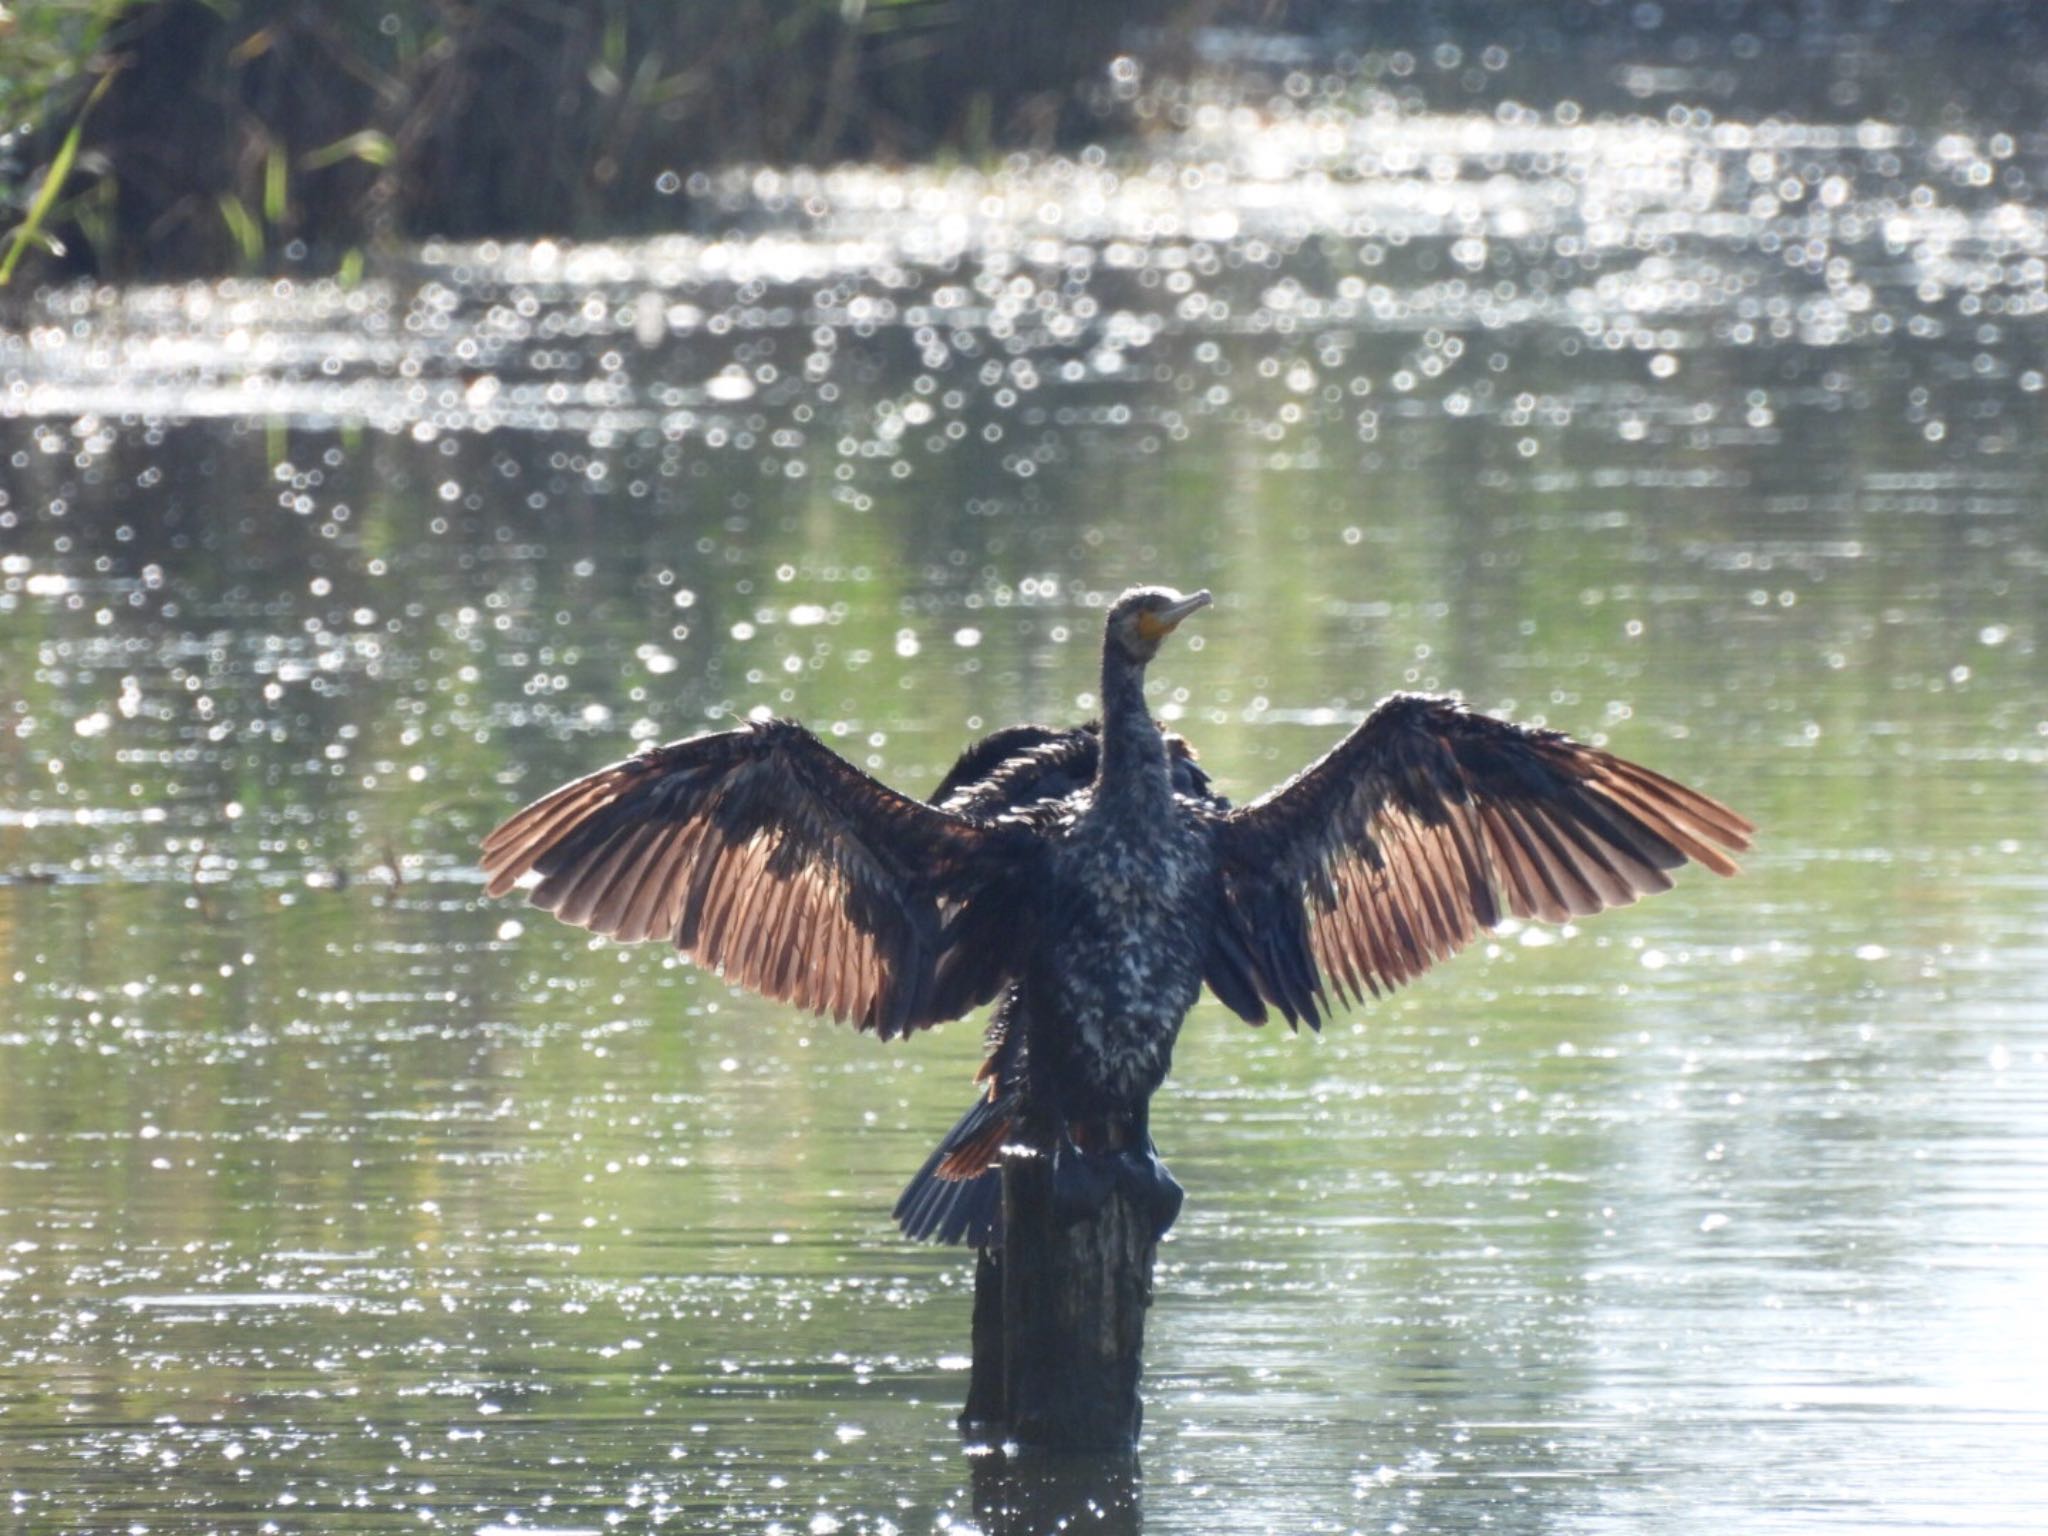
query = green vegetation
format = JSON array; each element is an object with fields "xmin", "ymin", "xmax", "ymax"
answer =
[
  {"xmin": 0, "ymin": 0, "xmax": 1181, "ymax": 285},
  {"xmin": 0, "ymin": 1, "xmax": 122, "ymax": 120}
]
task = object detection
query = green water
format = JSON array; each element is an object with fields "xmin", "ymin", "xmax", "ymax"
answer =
[{"xmin": 4, "ymin": 63, "xmax": 2047, "ymax": 1536}]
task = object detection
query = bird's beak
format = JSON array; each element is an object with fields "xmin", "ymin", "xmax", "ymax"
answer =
[
  {"xmin": 1159, "ymin": 589, "xmax": 1212, "ymax": 629},
  {"xmin": 1136, "ymin": 589, "xmax": 1212, "ymax": 642}
]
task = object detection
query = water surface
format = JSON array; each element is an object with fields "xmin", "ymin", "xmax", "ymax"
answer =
[{"xmin": 3, "ymin": 54, "xmax": 2046, "ymax": 1536}]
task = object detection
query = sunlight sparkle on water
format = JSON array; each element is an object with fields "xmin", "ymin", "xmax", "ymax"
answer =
[{"xmin": 3, "ymin": 40, "xmax": 2047, "ymax": 1536}]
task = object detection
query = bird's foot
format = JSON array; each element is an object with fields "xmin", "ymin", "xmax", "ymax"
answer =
[
  {"xmin": 1049, "ymin": 1136, "xmax": 1119, "ymax": 1227},
  {"xmin": 1045, "ymin": 1134, "xmax": 1186, "ymax": 1238},
  {"xmin": 1114, "ymin": 1143, "xmax": 1185, "ymax": 1240}
]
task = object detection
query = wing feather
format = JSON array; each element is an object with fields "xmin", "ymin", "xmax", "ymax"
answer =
[
  {"xmin": 1312, "ymin": 867, "xmax": 1368, "ymax": 1003},
  {"xmin": 546, "ymin": 823, "xmax": 643, "ymax": 929},
  {"xmin": 1218, "ymin": 694, "xmax": 1752, "ymax": 1020},
  {"xmin": 820, "ymin": 881, "xmax": 855, "ymax": 1024},
  {"xmin": 611, "ymin": 820, "xmax": 690, "ymax": 943},
  {"xmin": 1482, "ymin": 804, "xmax": 1564, "ymax": 923},
  {"xmin": 1598, "ymin": 765, "xmax": 1744, "ymax": 876},
  {"xmin": 757, "ymin": 864, "xmax": 809, "ymax": 1002},
  {"xmin": 1527, "ymin": 803, "xmax": 1635, "ymax": 909},
  {"xmin": 481, "ymin": 719, "xmax": 1027, "ymax": 1037},
  {"xmin": 1511, "ymin": 804, "xmax": 1605, "ymax": 919}
]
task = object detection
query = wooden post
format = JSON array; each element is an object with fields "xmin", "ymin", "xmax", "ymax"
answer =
[
  {"xmin": 961, "ymin": 1143, "xmax": 1158, "ymax": 1451},
  {"xmin": 962, "ymin": 1244, "xmax": 1007, "ymax": 1429}
]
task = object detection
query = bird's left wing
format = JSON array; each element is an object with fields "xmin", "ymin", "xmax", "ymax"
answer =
[
  {"xmin": 930, "ymin": 720, "xmax": 1217, "ymax": 818},
  {"xmin": 481, "ymin": 719, "xmax": 1030, "ymax": 1038},
  {"xmin": 1210, "ymin": 694, "xmax": 1754, "ymax": 1028}
]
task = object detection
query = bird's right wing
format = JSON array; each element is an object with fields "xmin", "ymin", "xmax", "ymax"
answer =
[{"xmin": 481, "ymin": 719, "xmax": 1032, "ymax": 1038}]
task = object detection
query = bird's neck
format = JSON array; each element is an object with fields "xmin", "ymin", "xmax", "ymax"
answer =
[{"xmin": 1096, "ymin": 650, "xmax": 1170, "ymax": 811}]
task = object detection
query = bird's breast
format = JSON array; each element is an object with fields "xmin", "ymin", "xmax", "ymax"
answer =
[{"xmin": 1035, "ymin": 819, "xmax": 1213, "ymax": 1103}]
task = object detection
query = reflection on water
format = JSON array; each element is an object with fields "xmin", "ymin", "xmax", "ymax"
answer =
[
  {"xmin": 971, "ymin": 1449, "xmax": 1142, "ymax": 1536},
  {"xmin": 4, "ymin": 46, "xmax": 2048, "ymax": 1536}
]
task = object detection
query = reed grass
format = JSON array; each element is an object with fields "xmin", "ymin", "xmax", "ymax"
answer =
[{"xmin": 1, "ymin": 0, "xmax": 1182, "ymax": 282}]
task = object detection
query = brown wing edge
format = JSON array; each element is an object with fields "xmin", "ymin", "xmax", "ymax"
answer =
[{"xmin": 479, "ymin": 721, "xmax": 1025, "ymax": 1038}]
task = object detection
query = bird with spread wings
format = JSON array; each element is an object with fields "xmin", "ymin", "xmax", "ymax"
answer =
[{"xmin": 483, "ymin": 586, "xmax": 1752, "ymax": 1243}]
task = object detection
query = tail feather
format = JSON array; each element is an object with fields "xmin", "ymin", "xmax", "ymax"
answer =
[
  {"xmin": 936, "ymin": 1104, "xmax": 1014, "ymax": 1179},
  {"xmin": 894, "ymin": 1092, "xmax": 1013, "ymax": 1247}
]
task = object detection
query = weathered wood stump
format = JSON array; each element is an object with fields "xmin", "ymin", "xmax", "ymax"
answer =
[{"xmin": 961, "ymin": 1143, "xmax": 1159, "ymax": 1451}]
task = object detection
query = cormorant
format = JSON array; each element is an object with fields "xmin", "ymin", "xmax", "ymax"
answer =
[
  {"xmin": 481, "ymin": 586, "xmax": 1752, "ymax": 1242},
  {"xmin": 897, "ymin": 715, "xmax": 1230, "ymax": 1246}
]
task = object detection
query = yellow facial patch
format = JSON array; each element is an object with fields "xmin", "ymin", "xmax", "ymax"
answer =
[{"xmin": 1134, "ymin": 609, "xmax": 1174, "ymax": 641}]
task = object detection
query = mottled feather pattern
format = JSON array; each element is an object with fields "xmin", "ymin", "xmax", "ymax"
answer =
[{"xmin": 894, "ymin": 720, "xmax": 1229, "ymax": 1245}]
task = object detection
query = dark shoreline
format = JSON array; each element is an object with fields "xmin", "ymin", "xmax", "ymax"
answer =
[{"xmin": 5, "ymin": 0, "xmax": 2046, "ymax": 287}]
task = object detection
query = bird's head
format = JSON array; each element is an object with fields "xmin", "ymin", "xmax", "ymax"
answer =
[{"xmin": 1105, "ymin": 585, "xmax": 1212, "ymax": 664}]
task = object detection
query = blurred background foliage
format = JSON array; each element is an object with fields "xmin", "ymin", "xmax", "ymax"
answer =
[
  {"xmin": 7, "ymin": 0, "xmax": 2048, "ymax": 285},
  {"xmin": 0, "ymin": 0, "xmax": 1199, "ymax": 282}
]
